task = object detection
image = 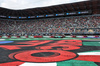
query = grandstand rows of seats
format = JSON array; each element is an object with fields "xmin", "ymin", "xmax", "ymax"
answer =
[{"xmin": 0, "ymin": 15, "xmax": 100, "ymax": 35}]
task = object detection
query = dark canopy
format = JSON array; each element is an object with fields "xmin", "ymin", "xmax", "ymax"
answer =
[{"xmin": 0, "ymin": 0, "xmax": 99, "ymax": 17}]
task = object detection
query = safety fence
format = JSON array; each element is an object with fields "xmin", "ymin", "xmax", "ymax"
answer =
[{"xmin": 0, "ymin": 35, "xmax": 100, "ymax": 39}]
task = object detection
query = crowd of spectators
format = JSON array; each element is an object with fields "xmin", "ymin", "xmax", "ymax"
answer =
[{"xmin": 0, "ymin": 15, "xmax": 100, "ymax": 34}]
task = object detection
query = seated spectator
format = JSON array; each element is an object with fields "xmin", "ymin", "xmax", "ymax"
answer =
[{"xmin": 0, "ymin": 15, "xmax": 100, "ymax": 34}]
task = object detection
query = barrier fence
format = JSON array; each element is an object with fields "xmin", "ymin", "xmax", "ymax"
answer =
[{"xmin": 0, "ymin": 35, "xmax": 100, "ymax": 39}]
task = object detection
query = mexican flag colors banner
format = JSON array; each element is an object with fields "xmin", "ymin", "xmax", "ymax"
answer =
[{"xmin": 0, "ymin": 40, "xmax": 100, "ymax": 66}]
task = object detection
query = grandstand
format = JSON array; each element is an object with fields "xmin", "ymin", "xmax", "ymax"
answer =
[
  {"xmin": 0, "ymin": 15, "xmax": 100, "ymax": 35},
  {"xmin": 0, "ymin": 0, "xmax": 100, "ymax": 66},
  {"xmin": 0, "ymin": 0, "xmax": 100, "ymax": 36}
]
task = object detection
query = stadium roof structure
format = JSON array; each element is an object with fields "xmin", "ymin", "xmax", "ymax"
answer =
[{"xmin": 0, "ymin": 0, "xmax": 99, "ymax": 18}]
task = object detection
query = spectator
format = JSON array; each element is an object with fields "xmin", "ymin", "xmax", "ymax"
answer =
[{"xmin": 0, "ymin": 15, "xmax": 100, "ymax": 34}]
